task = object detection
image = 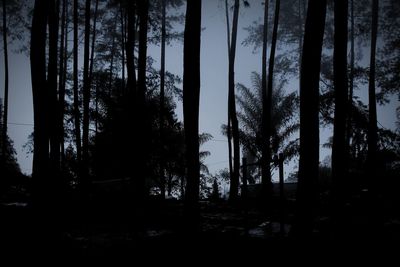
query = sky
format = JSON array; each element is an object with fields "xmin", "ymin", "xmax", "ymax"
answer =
[{"xmin": 0, "ymin": 0, "xmax": 398, "ymax": 180}]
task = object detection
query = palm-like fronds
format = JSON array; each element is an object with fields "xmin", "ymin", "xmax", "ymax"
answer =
[{"xmin": 223, "ymin": 72, "xmax": 300, "ymax": 162}]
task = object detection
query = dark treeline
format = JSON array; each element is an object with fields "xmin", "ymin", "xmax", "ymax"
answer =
[{"xmin": 1, "ymin": 0, "xmax": 400, "ymax": 254}]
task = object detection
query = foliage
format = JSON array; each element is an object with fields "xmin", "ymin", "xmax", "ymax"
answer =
[
  {"xmin": 223, "ymin": 72, "xmax": 299, "ymax": 163},
  {"xmin": 0, "ymin": 99, "xmax": 21, "ymax": 181}
]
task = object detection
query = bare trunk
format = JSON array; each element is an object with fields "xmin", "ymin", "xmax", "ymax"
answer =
[
  {"xmin": 31, "ymin": 0, "xmax": 50, "ymax": 202},
  {"xmin": 331, "ymin": 0, "xmax": 348, "ymax": 214},
  {"xmin": 89, "ymin": 0, "xmax": 99, "ymax": 84},
  {"xmin": 260, "ymin": 0, "xmax": 269, "ymax": 188},
  {"xmin": 367, "ymin": 0, "xmax": 378, "ymax": 191},
  {"xmin": 347, "ymin": 0, "xmax": 354, "ymax": 157},
  {"xmin": 120, "ymin": 1, "xmax": 125, "ymax": 92},
  {"xmin": 183, "ymin": 0, "xmax": 202, "ymax": 219},
  {"xmin": 48, "ymin": 0, "xmax": 60, "ymax": 175},
  {"xmin": 58, "ymin": 0, "xmax": 68, "ymax": 166},
  {"xmin": 73, "ymin": 0, "xmax": 82, "ymax": 165},
  {"xmin": 137, "ymin": 0, "xmax": 149, "ymax": 201},
  {"xmin": 293, "ymin": 0, "xmax": 326, "ymax": 237},
  {"xmin": 159, "ymin": 0, "xmax": 167, "ymax": 199},
  {"xmin": 126, "ymin": 0, "xmax": 136, "ymax": 95},
  {"xmin": 224, "ymin": 0, "xmax": 233, "ymax": 187},
  {"xmin": 82, "ymin": 0, "xmax": 91, "ymax": 190},
  {"xmin": 1, "ymin": 0, "xmax": 9, "ymax": 159},
  {"xmin": 228, "ymin": 0, "xmax": 240, "ymax": 201}
]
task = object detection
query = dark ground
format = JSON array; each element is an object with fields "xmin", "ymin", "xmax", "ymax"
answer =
[{"xmin": 1, "ymin": 174, "xmax": 400, "ymax": 263}]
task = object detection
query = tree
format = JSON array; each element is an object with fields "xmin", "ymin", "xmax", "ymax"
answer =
[
  {"xmin": 331, "ymin": 0, "xmax": 348, "ymax": 211},
  {"xmin": 1, "ymin": 0, "xmax": 9, "ymax": 162},
  {"xmin": 227, "ymin": 0, "xmax": 240, "ymax": 201},
  {"xmin": 48, "ymin": 0, "xmax": 60, "ymax": 177},
  {"xmin": 366, "ymin": 0, "xmax": 378, "ymax": 192},
  {"xmin": 82, "ymin": 0, "xmax": 91, "ymax": 191},
  {"xmin": 261, "ymin": 0, "xmax": 280, "ymax": 194},
  {"xmin": 30, "ymin": 0, "xmax": 50, "ymax": 205},
  {"xmin": 231, "ymin": 72, "xmax": 299, "ymax": 162},
  {"xmin": 136, "ymin": 0, "xmax": 149, "ymax": 202},
  {"xmin": 293, "ymin": 0, "xmax": 327, "ymax": 237},
  {"xmin": 159, "ymin": 0, "xmax": 167, "ymax": 198},
  {"xmin": 73, "ymin": 0, "xmax": 82, "ymax": 169},
  {"xmin": 58, "ymin": 0, "xmax": 68, "ymax": 167},
  {"xmin": 183, "ymin": 0, "xmax": 201, "ymax": 220},
  {"xmin": 0, "ymin": 99, "xmax": 20, "ymax": 183}
]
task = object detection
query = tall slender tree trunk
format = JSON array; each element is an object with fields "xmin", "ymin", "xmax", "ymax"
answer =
[
  {"xmin": 263, "ymin": 0, "xmax": 279, "ymax": 198},
  {"xmin": 73, "ymin": 0, "xmax": 82, "ymax": 166},
  {"xmin": 126, "ymin": 0, "xmax": 136, "ymax": 95},
  {"xmin": 58, "ymin": 0, "xmax": 68, "ymax": 167},
  {"xmin": 224, "ymin": 0, "xmax": 233, "ymax": 188},
  {"xmin": 48, "ymin": 0, "xmax": 60, "ymax": 176},
  {"xmin": 109, "ymin": 29, "xmax": 116, "ymax": 96},
  {"xmin": 261, "ymin": 0, "xmax": 274, "ymax": 193},
  {"xmin": 120, "ymin": 1, "xmax": 125, "ymax": 92},
  {"xmin": 346, "ymin": 0, "xmax": 354, "ymax": 158},
  {"xmin": 31, "ymin": 0, "xmax": 50, "ymax": 203},
  {"xmin": 331, "ymin": 0, "xmax": 348, "ymax": 223},
  {"xmin": 228, "ymin": 0, "xmax": 240, "ymax": 201},
  {"xmin": 137, "ymin": 0, "xmax": 149, "ymax": 202},
  {"xmin": 293, "ymin": 0, "xmax": 327, "ymax": 237},
  {"xmin": 367, "ymin": 0, "xmax": 378, "ymax": 192},
  {"xmin": 183, "ymin": 0, "xmax": 201, "ymax": 220},
  {"xmin": 1, "ymin": 0, "xmax": 9, "ymax": 160},
  {"xmin": 159, "ymin": 0, "xmax": 167, "ymax": 199},
  {"xmin": 89, "ymin": 0, "xmax": 99, "ymax": 84},
  {"xmin": 82, "ymin": 0, "xmax": 91, "ymax": 190}
]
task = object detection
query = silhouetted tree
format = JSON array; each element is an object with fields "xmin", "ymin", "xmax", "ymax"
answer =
[
  {"xmin": 1, "ymin": 0, "xmax": 8, "ymax": 161},
  {"xmin": 261, "ymin": 0, "xmax": 280, "ymax": 195},
  {"xmin": 228, "ymin": 72, "xmax": 299, "ymax": 162},
  {"xmin": 331, "ymin": 0, "xmax": 348, "ymax": 212},
  {"xmin": 136, "ymin": 0, "xmax": 149, "ymax": 202},
  {"xmin": 224, "ymin": 0, "xmax": 234, "ymax": 202},
  {"xmin": 126, "ymin": 0, "xmax": 136, "ymax": 94},
  {"xmin": 48, "ymin": 0, "xmax": 60, "ymax": 176},
  {"xmin": 30, "ymin": 0, "xmax": 50, "ymax": 205},
  {"xmin": 183, "ymin": 0, "xmax": 201, "ymax": 219},
  {"xmin": 227, "ymin": 0, "xmax": 240, "ymax": 201},
  {"xmin": 159, "ymin": 0, "xmax": 167, "ymax": 198},
  {"xmin": 366, "ymin": 0, "xmax": 378, "ymax": 191},
  {"xmin": 82, "ymin": 0, "xmax": 91, "ymax": 192},
  {"xmin": 58, "ymin": 0, "xmax": 68, "ymax": 167},
  {"xmin": 73, "ymin": 0, "xmax": 82, "ymax": 168},
  {"xmin": 293, "ymin": 0, "xmax": 327, "ymax": 237}
]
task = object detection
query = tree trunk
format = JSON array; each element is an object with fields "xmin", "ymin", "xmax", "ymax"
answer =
[
  {"xmin": 82, "ymin": 0, "xmax": 91, "ymax": 190},
  {"xmin": 367, "ymin": 0, "xmax": 378, "ymax": 192},
  {"xmin": 30, "ymin": 0, "xmax": 50, "ymax": 203},
  {"xmin": 109, "ymin": 29, "xmax": 116, "ymax": 96},
  {"xmin": 58, "ymin": 0, "xmax": 68, "ymax": 167},
  {"xmin": 260, "ymin": 0, "xmax": 269, "ymax": 190},
  {"xmin": 73, "ymin": 0, "xmax": 82, "ymax": 166},
  {"xmin": 228, "ymin": 0, "xmax": 240, "ymax": 201},
  {"xmin": 159, "ymin": 0, "xmax": 167, "ymax": 200},
  {"xmin": 224, "ymin": 0, "xmax": 233, "ymax": 186},
  {"xmin": 48, "ymin": 0, "xmax": 60, "ymax": 176},
  {"xmin": 120, "ymin": 0, "xmax": 125, "ymax": 92},
  {"xmin": 293, "ymin": 0, "xmax": 327, "ymax": 237},
  {"xmin": 89, "ymin": 0, "xmax": 99, "ymax": 85},
  {"xmin": 1, "ymin": 0, "xmax": 9, "ymax": 160},
  {"xmin": 346, "ymin": 0, "xmax": 354, "ymax": 159},
  {"xmin": 183, "ymin": 0, "xmax": 201, "ymax": 219},
  {"xmin": 136, "ymin": 0, "xmax": 149, "ymax": 202},
  {"xmin": 126, "ymin": 0, "xmax": 136, "ymax": 95},
  {"xmin": 331, "ymin": 0, "xmax": 348, "ymax": 213}
]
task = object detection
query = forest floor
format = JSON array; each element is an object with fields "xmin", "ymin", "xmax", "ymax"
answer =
[{"xmin": 1, "ymin": 184, "xmax": 400, "ymax": 260}]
